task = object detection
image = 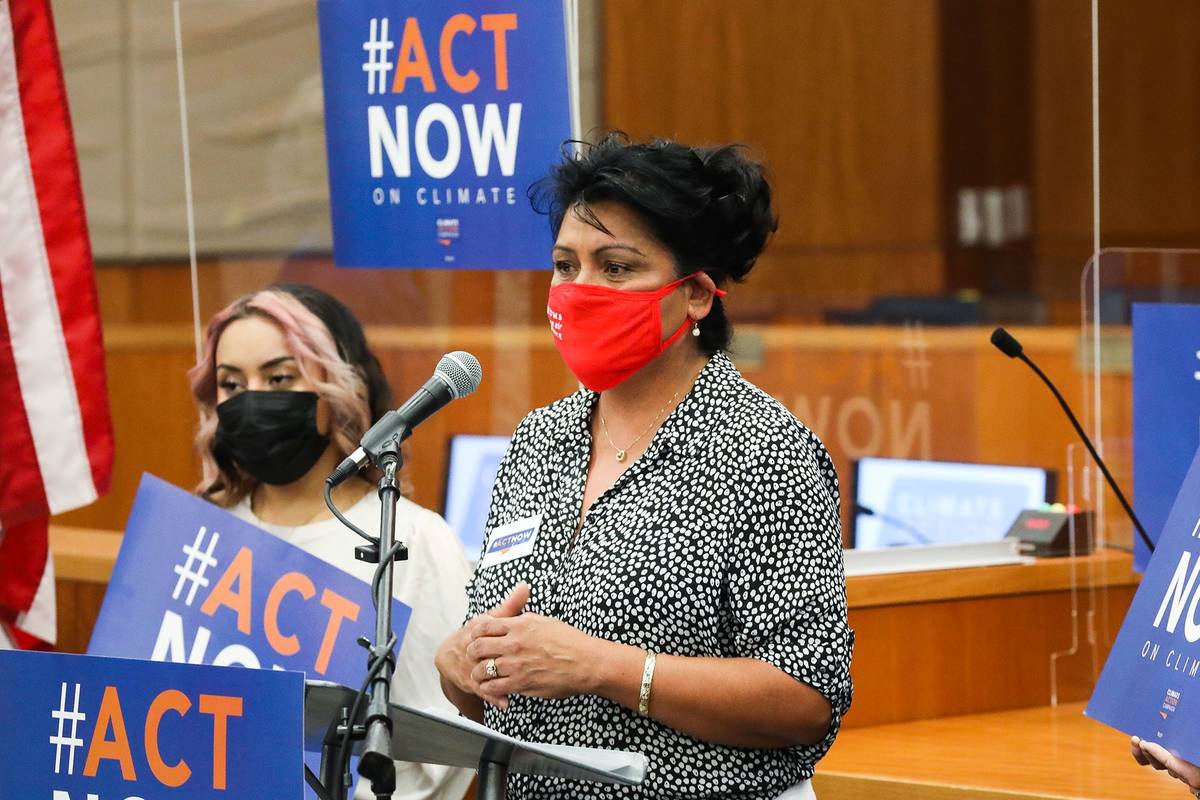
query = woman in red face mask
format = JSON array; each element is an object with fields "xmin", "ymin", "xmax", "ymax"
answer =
[{"xmin": 436, "ymin": 135, "xmax": 853, "ymax": 800}]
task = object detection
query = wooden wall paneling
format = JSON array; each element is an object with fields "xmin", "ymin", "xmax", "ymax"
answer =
[
  {"xmin": 1030, "ymin": 0, "xmax": 1091, "ymax": 310},
  {"xmin": 742, "ymin": 250, "xmax": 948, "ymax": 323},
  {"xmin": 973, "ymin": 335, "xmax": 1086, "ymax": 472},
  {"xmin": 65, "ymin": 322, "xmax": 1128, "ymax": 538},
  {"xmin": 739, "ymin": 0, "xmax": 943, "ymax": 251},
  {"xmin": 602, "ymin": 0, "xmax": 944, "ymax": 317},
  {"xmin": 601, "ymin": 1, "xmax": 734, "ymax": 142},
  {"xmin": 938, "ymin": 0, "xmax": 1035, "ymax": 294},
  {"xmin": 55, "ymin": 580, "xmax": 109, "ymax": 654},
  {"xmin": 1031, "ymin": 0, "xmax": 1091, "ymax": 244},
  {"xmin": 742, "ymin": 330, "xmax": 884, "ymax": 542},
  {"xmin": 95, "ymin": 263, "xmax": 201, "ymax": 324},
  {"xmin": 843, "ymin": 583, "xmax": 1134, "ymax": 728},
  {"xmin": 1033, "ymin": 0, "xmax": 1200, "ymax": 307},
  {"xmin": 1093, "ymin": 0, "xmax": 1200, "ymax": 246},
  {"xmin": 874, "ymin": 341, "xmax": 976, "ymax": 463},
  {"xmin": 603, "ymin": 0, "xmax": 1200, "ymax": 314},
  {"xmin": 53, "ymin": 329, "xmax": 199, "ymax": 530},
  {"xmin": 94, "ymin": 260, "xmax": 557, "ymax": 329}
]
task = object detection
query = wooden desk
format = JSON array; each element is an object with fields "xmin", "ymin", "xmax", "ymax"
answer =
[
  {"xmin": 49, "ymin": 526, "xmax": 1136, "ymax": 600},
  {"xmin": 49, "ymin": 526, "xmax": 121, "ymax": 653},
  {"xmin": 50, "ymin": 525, "xmax": 122, "ymax": 583},
  {"xmin": 814, "ymin": 702, "xmax": 1180, "ymax": 799},
  {"xmin": 847, "ymin": 549, "xmax": 1138, "ymax": 609},
  {"xmin": 844, "ymin": 549, "xmax": 1139, "ymax": 728}
]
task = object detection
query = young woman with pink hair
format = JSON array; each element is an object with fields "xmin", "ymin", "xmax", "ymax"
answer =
[{"xmin": 190, "ymin": 283, "xmax": 473, "ymax": 800}]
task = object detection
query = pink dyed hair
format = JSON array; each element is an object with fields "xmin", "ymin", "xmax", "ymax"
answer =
[{"xmin": 189, "ymin": 288, "xmax": 372, "ymax": 504}]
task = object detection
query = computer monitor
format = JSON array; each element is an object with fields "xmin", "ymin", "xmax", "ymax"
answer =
[
  {"xmin": 443, "ymin": 434, "xmax": 511, "ymax": 561},
  {"xmin": 851, "ymin": 457, "xmax": 1055, "ymax": 550}
]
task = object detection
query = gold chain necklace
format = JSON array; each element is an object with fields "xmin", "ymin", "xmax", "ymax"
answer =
[{"xmin": 599, "ymin": 388, "xmax": 682, "ymax": 463}]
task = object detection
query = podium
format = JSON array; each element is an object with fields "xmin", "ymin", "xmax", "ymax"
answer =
[{"xmin": 305, "ymin": 680, "xmax": 646, "ymax": 800}]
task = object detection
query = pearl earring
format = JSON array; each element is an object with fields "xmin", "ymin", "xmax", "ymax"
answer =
[{"xmin": 691, "ymin": 321, "xmax": 700, "ymax": 338}]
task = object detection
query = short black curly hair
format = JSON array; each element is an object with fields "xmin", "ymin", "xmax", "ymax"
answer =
[{"xmin": 530, "ymin": 133, "xmax": 778, "ymax": 354}]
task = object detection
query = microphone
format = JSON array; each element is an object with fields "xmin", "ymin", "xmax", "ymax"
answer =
[
  {"xmin": 989, "ymin": 327, "xmax": 1154, "ymax": 553},
  {"xmin": 328, "ymin": 351, "xmax": 482, "ymax": 486}
]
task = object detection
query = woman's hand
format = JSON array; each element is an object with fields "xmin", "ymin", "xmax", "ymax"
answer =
[
  {"xmin": 1132, "ymin": 735, "xmax": 1200, "ymax": 794},
  {"xmin": 466, "ymin": 606, "xmax": 614, "ymax": 709},
  {"xmin": 435, "ymin": 583, "xmax": 531, "ymax": 711},
  {"xmin": 449, "ymin": 584, "xmax": 831, "ymax": 748}
]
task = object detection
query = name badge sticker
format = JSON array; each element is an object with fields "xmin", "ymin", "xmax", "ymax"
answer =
[{"xmin": 481, "ymin": 515, "xmax": 541, "ymax": 569}]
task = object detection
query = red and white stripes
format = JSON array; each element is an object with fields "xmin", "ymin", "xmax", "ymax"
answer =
[{"xmin": 0, "ymin": 0, "xmax": 113, "ymax": 646}]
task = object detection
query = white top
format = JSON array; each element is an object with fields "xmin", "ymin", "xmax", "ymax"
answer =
[{"xmin": 231, "ymin": 490, "xmax": 474, "ymax": 800}]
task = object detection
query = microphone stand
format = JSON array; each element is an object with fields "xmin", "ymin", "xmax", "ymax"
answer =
[
  {"xmin": 314, "ymin": 351, "xmax": 482, "ymax": 799},
  {"xmin": 991, "ymin": 328, "xmax": 1155, "ymax": 554},
  {"xmin": 356, "ymin": 430, "xmax": 409, "ymax": 799},
  {"xmin": 1014, "ymin": 351, "xmax": 1155, "ymax": 554},
  {"xmin": 316, "ymin": 428, "xmax": 410, "ymax": 800}
]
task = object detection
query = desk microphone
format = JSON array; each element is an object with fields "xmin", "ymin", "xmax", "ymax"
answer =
[
  {"xmin": 328, "ymin": 351, "xmax": 483, "ymax": 486},
  {"xmin": 989, "ymin": 327, "xmax": 1154, "ymax": 553}
]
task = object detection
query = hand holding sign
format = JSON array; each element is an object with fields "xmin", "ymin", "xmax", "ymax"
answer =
[
  {"xmin": 1088, "ymin": 446, "xmax": 1200, "ymax": 763},
  {"xmin": 1132, "ymin": 736, "xmax": 1200, "ymax": 794}
]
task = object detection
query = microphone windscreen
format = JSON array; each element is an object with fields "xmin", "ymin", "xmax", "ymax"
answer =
[
  {"xmin": 436, "ymin": 351, "xmax": 483, "ymax": 398},
  {"xmin": 990, "ymin": 327, "xmax": 1024, "ymax": 358}
]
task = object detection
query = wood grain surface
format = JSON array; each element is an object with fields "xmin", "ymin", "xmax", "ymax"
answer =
[{"xmin": 816, "ymin": 702, "xmax": 1181, "ymax": 799}]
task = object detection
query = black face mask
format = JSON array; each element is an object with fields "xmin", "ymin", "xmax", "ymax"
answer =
[{"xmin": 214, "ymin": 391, "xmax": 330, "ymax": 486}]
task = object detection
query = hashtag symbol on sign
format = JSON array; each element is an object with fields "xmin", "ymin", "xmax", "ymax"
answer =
[
  {"xmin": 49, "ymin": 682, "xmax": 86, "ymax": 775},
  {"xmin": 362, "ymin": 17, "xmax": 394, "ymax": 95},
  {"xmin": 172, "ymin": 526, "xmax": 220, "ymax": 606},
  {"xmin": 900, "ymin": 320, "xmax": 932, "ymax": 390}
]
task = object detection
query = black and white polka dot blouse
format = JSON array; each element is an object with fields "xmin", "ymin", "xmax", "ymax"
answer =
[{"xmin": 466, "ymin": 351, "xmax": 854, "ymax": 799}]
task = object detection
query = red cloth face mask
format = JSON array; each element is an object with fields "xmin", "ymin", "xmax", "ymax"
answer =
[{"xmin": 546, "ymin": 273, "xmax": 726, "ymax": 392}]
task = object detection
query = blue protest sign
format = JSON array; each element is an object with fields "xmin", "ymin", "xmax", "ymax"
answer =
[
  {"xmin": 1133, "ymin": 303, "xmax": 1200, "ymax": 570},
  {"xmin": 1087, "ymin": 445, "xmax": 1200, "ymax": 761},
  {"xmin": 0, "ymin": 649, "xmax": 302, "ymax": 799},
  {"xmin": 316, "ymin": 0, "xmax": 573, "ymax": 269},
  {"xmin": 89, "ymin": 474, "xmax": 410, "ymax": 691}
]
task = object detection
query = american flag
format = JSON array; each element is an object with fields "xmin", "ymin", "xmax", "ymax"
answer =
[{"xmin": 0, "ymin": 0, "xmax": 113, "ymax": 648}]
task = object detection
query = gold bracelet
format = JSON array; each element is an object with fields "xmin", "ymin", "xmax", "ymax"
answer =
[{"xmin": 638, "ymin": 651, "xmax": 657, "ymax": 716}]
